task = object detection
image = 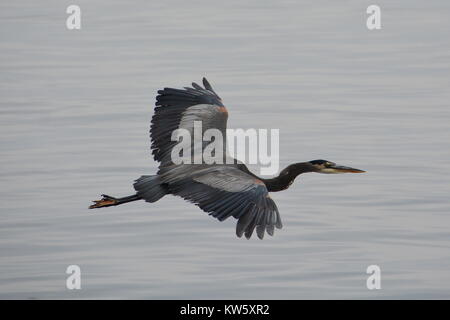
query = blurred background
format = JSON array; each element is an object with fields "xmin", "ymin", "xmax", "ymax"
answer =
[{"xmin": 1, "ymin": 0, "xmax": 449, "ymax": 299}]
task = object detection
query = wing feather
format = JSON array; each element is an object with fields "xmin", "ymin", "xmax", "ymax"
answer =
[
  {"xmin": 149, "ymin": 78, "xmax": 282, "ymax": 239},
  {"xmin": 150, "ymin": 78, "xmax": 227, "ymax": 165},
  {"xmin": 161, "ymin": 165, "xmax": 282, "ymax": 239}
]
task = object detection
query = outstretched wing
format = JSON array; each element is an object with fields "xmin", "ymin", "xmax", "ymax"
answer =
[
  {"xmin": 162, "ymin": 165, "xmax": 283, "ymax": 239},
  {"xmin": 151, "ymin": 78, "xmax": 228, "ymax": 166}
]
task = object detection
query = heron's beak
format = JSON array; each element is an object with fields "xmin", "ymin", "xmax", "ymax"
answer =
[{"xmin": 327, "ymin": 164, "xmax": 365, "ymax": 174}]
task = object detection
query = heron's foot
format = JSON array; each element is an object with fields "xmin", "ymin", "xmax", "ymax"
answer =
[{"xmin": 89, "ymin": 194, "xmax": 118, "ymax": 209}]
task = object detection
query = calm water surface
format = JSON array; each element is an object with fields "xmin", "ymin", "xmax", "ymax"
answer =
[{"xmin": 1, "ymin": 0, "xmax": 450, "ymax": 299}]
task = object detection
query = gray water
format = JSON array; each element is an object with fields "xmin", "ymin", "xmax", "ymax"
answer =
[{"xmin": 1, "ymin": 0, "xmax": 450, "ymax": 299}]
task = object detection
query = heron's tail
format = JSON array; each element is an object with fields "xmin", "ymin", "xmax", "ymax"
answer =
[{"xmin": 133, "ymin": 175, "xmax": 167, "ymax": 203}]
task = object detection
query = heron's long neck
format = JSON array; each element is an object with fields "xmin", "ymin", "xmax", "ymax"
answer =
[{"xmin": 260, "ymin": 162, "xmax": 313, "ymax": 192}]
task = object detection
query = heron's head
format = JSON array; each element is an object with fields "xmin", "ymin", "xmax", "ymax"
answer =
[{"xmin": 308, "ymin": 159, "xmax": 365, "ymax": 174}]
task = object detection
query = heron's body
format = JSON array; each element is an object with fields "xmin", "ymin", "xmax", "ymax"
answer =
[{"xmin": 90, "ymin": 78, "xmax": 364, "ymax": 239}]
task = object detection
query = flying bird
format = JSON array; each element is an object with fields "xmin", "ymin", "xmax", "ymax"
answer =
[{"xmin": 90, "ymin": 78, "xmax": 365, "ymax": 239}]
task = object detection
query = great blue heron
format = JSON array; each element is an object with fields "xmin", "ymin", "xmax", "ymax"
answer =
[{"xmin": 90, "ymin": 78, "xmax": 365, "ymax": 239}]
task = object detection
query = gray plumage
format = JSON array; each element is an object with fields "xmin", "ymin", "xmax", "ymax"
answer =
[{"xmin": 135, "ymin": 78, "xmax": 282, "ymax": 239}]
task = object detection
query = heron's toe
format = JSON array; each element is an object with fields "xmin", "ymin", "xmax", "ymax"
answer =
[{"xmin": 89, "ymin": 195, "xmax": 118, "ymax": 209}]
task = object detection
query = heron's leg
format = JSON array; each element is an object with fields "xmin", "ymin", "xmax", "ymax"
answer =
[{"xmin": 89, "ymin": 194, "xmax": 141, "ymax": 209}]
